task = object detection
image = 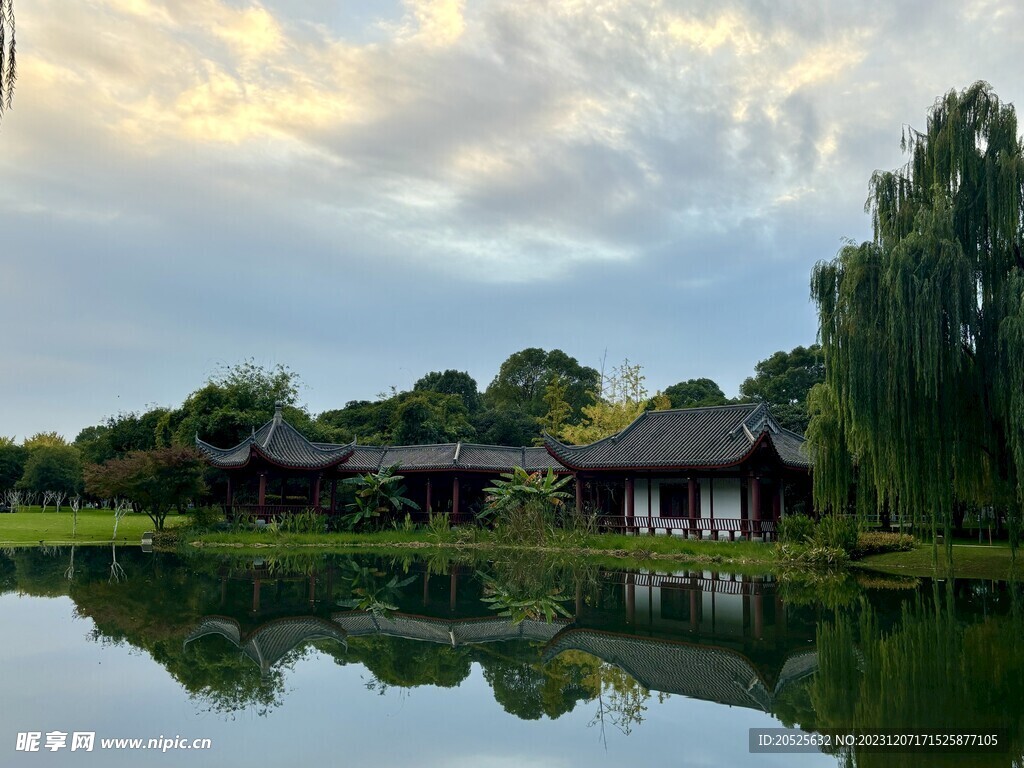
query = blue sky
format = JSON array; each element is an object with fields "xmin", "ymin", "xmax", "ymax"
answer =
[{"xmin": 2, "ymin": 0, "xmax": 1022, "ymax": 440}]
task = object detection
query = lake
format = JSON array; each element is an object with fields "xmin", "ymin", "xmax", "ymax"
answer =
[{"xmin": 0, "ymin": 547, "xmax": 1020, "ymax": 767}]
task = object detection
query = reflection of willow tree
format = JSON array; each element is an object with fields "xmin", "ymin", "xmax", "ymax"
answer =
[{"xmin": 809, "ymin": 587, "xmax": 1024, "ymax": 767}]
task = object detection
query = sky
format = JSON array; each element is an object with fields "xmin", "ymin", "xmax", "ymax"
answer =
[{"xmin": 2, "ymin": 0, "xmax": 1022, "ymax": 440}]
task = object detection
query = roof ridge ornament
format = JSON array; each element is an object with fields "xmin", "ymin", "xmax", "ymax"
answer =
[{"xmin": 453, "ymin": 441, "xmax": 462, "ymax": 464}]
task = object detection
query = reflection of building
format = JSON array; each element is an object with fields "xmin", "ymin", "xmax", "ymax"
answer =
[
  {"xmin": 184, "ymin": 616, "xmax": 347, "ymax": 677},
  {"xmin": 543, "ymin": 630, "xmax": 817, "ymax": 713},
  {"xmin": 332, "ymin": 613, "xmax": 568, "ymax": 646},
  {"xmin": 183, "ymin": 560, "xmax": 818, "ymax": 713},
  {"xmin": 197, "ymin": 402, "xmax": 811, "ymax": 537}
]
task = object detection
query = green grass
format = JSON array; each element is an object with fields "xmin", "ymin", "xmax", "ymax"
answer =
[
  {"xmin": 857, "ymin": 543, "xmax": 1021, "ymax": 581},
  {"xmin": 188, "ymin": 527, "xmax": 777, "ymax": 571},
  {"xmin": 0, "ymin": 508, "xmax": 188, "ymax": 546}
]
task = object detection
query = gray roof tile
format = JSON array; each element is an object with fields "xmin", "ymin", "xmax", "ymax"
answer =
[{"xmin": 544, "ymin": 403, "xmax": 810, "ymax": 470}]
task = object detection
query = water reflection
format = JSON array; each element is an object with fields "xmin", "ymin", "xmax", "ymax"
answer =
[{"xmin": 0, "ymin": 547, "xmax": 1021, "ymax": 766}]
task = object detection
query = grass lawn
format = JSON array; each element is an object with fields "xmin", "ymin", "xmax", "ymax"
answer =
[
  {"xmin": 857, "ymin": 543, "xmax": 1022, "ymax": 581},
  {"xmin": 0, "ymin": 508, "xmax": 188, "ymax": 546}
]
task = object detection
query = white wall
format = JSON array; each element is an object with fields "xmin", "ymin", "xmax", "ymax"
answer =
[{"xmin": 702, "ymin": 477, "xmax": 742, "ymax": 518}]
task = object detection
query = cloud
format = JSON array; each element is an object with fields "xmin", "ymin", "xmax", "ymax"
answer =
[{"xmin": 1, "ymin": 0, "xmax": 1022, "ymax": 438}]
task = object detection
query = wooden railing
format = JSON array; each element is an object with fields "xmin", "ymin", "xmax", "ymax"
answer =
[{"xmin": 597, "ymin": 515, "xmax": 778, "ymax": 541}]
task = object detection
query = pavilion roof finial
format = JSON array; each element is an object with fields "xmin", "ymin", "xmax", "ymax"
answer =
[{"xmin": 273, "ymin": 401, "xmax": 284, "ymax": 425}]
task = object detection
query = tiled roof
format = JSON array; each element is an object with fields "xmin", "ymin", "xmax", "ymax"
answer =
[
  {"xmin": 184, "ymin": 615, "xmax": 348, "ymax": 676},
  {"xmin": 544, "ymin": 403, "xmax": 811, "ymax": 471},
  {"xmin": 196, "ymin": 406, "xmax": 354, "ymax": 470},
  {"xmin": 542, "ymin": 629, "xmax": 817, "ymax": 712},
  {"xmin": 332, "ymin": 611, "xmax": 569, "ymax": 646},
  {"xmin": 309, "ymin": 442, "xmax": 566, "ymax": 474}
]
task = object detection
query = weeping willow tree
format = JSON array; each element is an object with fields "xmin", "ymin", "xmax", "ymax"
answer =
[
  {"xmin": 0, "ymin": 0, "xmax": 14, "ymax": 124},
  {"xmin": 809, "ymin": 82, "xmax": 1024, "ymax": 552}
]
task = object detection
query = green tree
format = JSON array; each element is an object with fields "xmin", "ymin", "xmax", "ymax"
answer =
[
  {"xmin": 106, "ymin": 409, "xmax": 167, "ymax": 456},
  {"xmin": 167, "ymin": 362, "xmax": 323, "ymax": 447},
  {"xmin": 808, "ymin": 83, "xmax": 1024, "ymax": 548},
  {"xmin": 84, "ymin": 446, "xmax": 205, "ymax": 530},
  {"xmin": 19, "ymin": 445, "xmax": 83, "ymax": 496},
  {"xmin": 663, "ymin": 378, "xmax": 730, "ymax": 409},
  {"xmin": 485, "ymin": 348, "xmax": 599, "ymax": 421},
  {"xmin": 413, "ymin": 370, "xmax": 482, "ymax": 413},
  {"xmin": 560, "ymin": 359, "xmax": 651, "ymax": 444},
  {"xmin": 23, "ymin": 432, "xmax": 68, "ymax": 451},
  {"xmin": 739, "ymin": 345, "xmax": 823, "ymax": 433},
  {"xmin": 0, "ymin": 437, "xmax": 26, "ymax": 494},
  {"xmin": 471, "ymin": 408, "xmax": 539, "ymax": 447},
  {"xmin": 536, "ymin": 375, "xmax": 572, "ymax": 440},
  {"xmin": 390, "ymin": 391, "xmax": 474, "ymax": 445},
  {"xmin": 73, "ymin": 425, "xmax": 114, "ymax": 466}
]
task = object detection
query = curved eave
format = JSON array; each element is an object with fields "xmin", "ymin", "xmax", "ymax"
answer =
[{"xmin": 196, "ymin": 437, "xmax": 355, "ymax": 471}]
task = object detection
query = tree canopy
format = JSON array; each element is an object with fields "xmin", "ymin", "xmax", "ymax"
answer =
[
  {"xmin": 84, "ymin": 446, "xmax": 205, "ymax": 530},
  {"xmin": 808, "ymin": 82, "xmax": 1024, "ymax": 544},
  {"xmin": 663, "ymin": 378, "xmax": 729, "ymax": 409},
  {"xmin": 739, "ymin": 345, "xmax": 824, "ymax": 433},
  {"xmin": 484, "ymin": 348, "xmax": 599, "ymax": 420},
  {"xmin": 413, "ymin": 370, "xmax": 482, "ymax": 413},
  {"xmin": 19, "ymin": 444, "xmax": 83, "ymax": 496}
]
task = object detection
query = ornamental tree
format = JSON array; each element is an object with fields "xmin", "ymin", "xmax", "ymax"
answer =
[
  {"xmin": 85, "ymin": 446, "xmax": 204, "ymax": 530},
  {"xmin": 808, "ymin": 82, "xmax": 1024, "ymax": 546}
]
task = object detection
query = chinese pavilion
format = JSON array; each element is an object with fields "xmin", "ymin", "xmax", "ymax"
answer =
[{"xmin": 196, "ymin": 401, "xmax": 812, "ymax": 539}]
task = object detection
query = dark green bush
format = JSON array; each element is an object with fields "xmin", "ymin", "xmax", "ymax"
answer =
[
  {"xmin": 815, "ymin": 515, "xmax": 859, "ymax": 554},
  {"xmin": 852, "ymin": 531, "xmax": 916, "ymax": 559},
  {"xmin": 186, "ymin": 505, "xmax": 224, "ymax": 530},
  {"xmin": 779, "ymin": 514, "xmax": 816, "ymax": 544}
]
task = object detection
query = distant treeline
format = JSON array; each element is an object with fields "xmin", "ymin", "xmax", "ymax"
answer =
[{"xmin": 0, "ymin": 344, "xmax": 822, "ymax": 497}]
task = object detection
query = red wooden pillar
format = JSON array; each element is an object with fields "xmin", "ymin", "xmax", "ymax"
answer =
[
  {"xmin": 452, "ymin": 476, "xmax": 460, "ymax": 523},
  {"xmin": 751, "ymin": 476, "xmax": 762, "ymax": 539},
  {"xmin": 575, "ymin": 474, "xmax": 584, "ymax": 517},
  {"xmin": 329, "ymin": 478, "xmax": 337, "ymax": 514},
  {"xmin": 308, "ymin": 572, "xmax": 316, "ymax": 604},
  {"xmin": 753, "ymin": 587, "xmax": 764, "ymax": 640},
  {"xmin": 258, "ymin": 473, "xmax": 267, "ymax": 507},
  {"xmin": 312, "ymin": 474, "xmax": 322, "ymax": 508},
  {"xmin": 740, "ymin": 476, "xmax": 750, "ymax": 540},
  {"xmin": 625, "ymin": 476, "xmax": 635, "ymax": 534},
  {"xmin": 449, "ymin": 568, "xmax": 457, "ymax": 612},
  {"xmin": 688, "ymin": 477, "xmax": 698, "ymax": 539},
  {"xmin": 426, "ymin": 478, "xmax": 432, "ymax": 516},
  {"xmin": 225, "ymin": 476, "xmax": 233, "ymax": 510},
  {"xmin": 251, "ymin": 578, "xmax": 261, "ymax": 613},
  {"xmin": 771, "ymin": 480, "xmax": 782, "ymax": 540},
  {"xmin": 423, "ymin": 572, "xmax": 430, "ymax": 607},
  {"xmin": 626, "ymin": 573, "xmax": 635, "ymax": 625}
]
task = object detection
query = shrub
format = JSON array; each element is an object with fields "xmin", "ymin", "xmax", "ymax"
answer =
[
  {"xmin": 278, "ymin": 509, "xmax": 327, "ymax": 534},
  {"xmin": 814, "ymin": 515, "xmax": 859, "ymax": 554},
  {"xmin": 776, "ymin": 543, "xmax": 849, "ymax": 567},
  {"xmin": 186, "ymin": 505, "xmax": 224, "ymax": 531},
  {"xmin": 779, "ymin": 514, "xmax": 816, "ymax": 544},
  {"xmin": 852, "ymin": 531, "xmax": 916, "ymax": 559}
]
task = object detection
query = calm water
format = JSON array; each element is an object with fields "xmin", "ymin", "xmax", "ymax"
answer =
[{"xmin": 0, "ymin": 547, "xmax": 1020, "ymax": 767}]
